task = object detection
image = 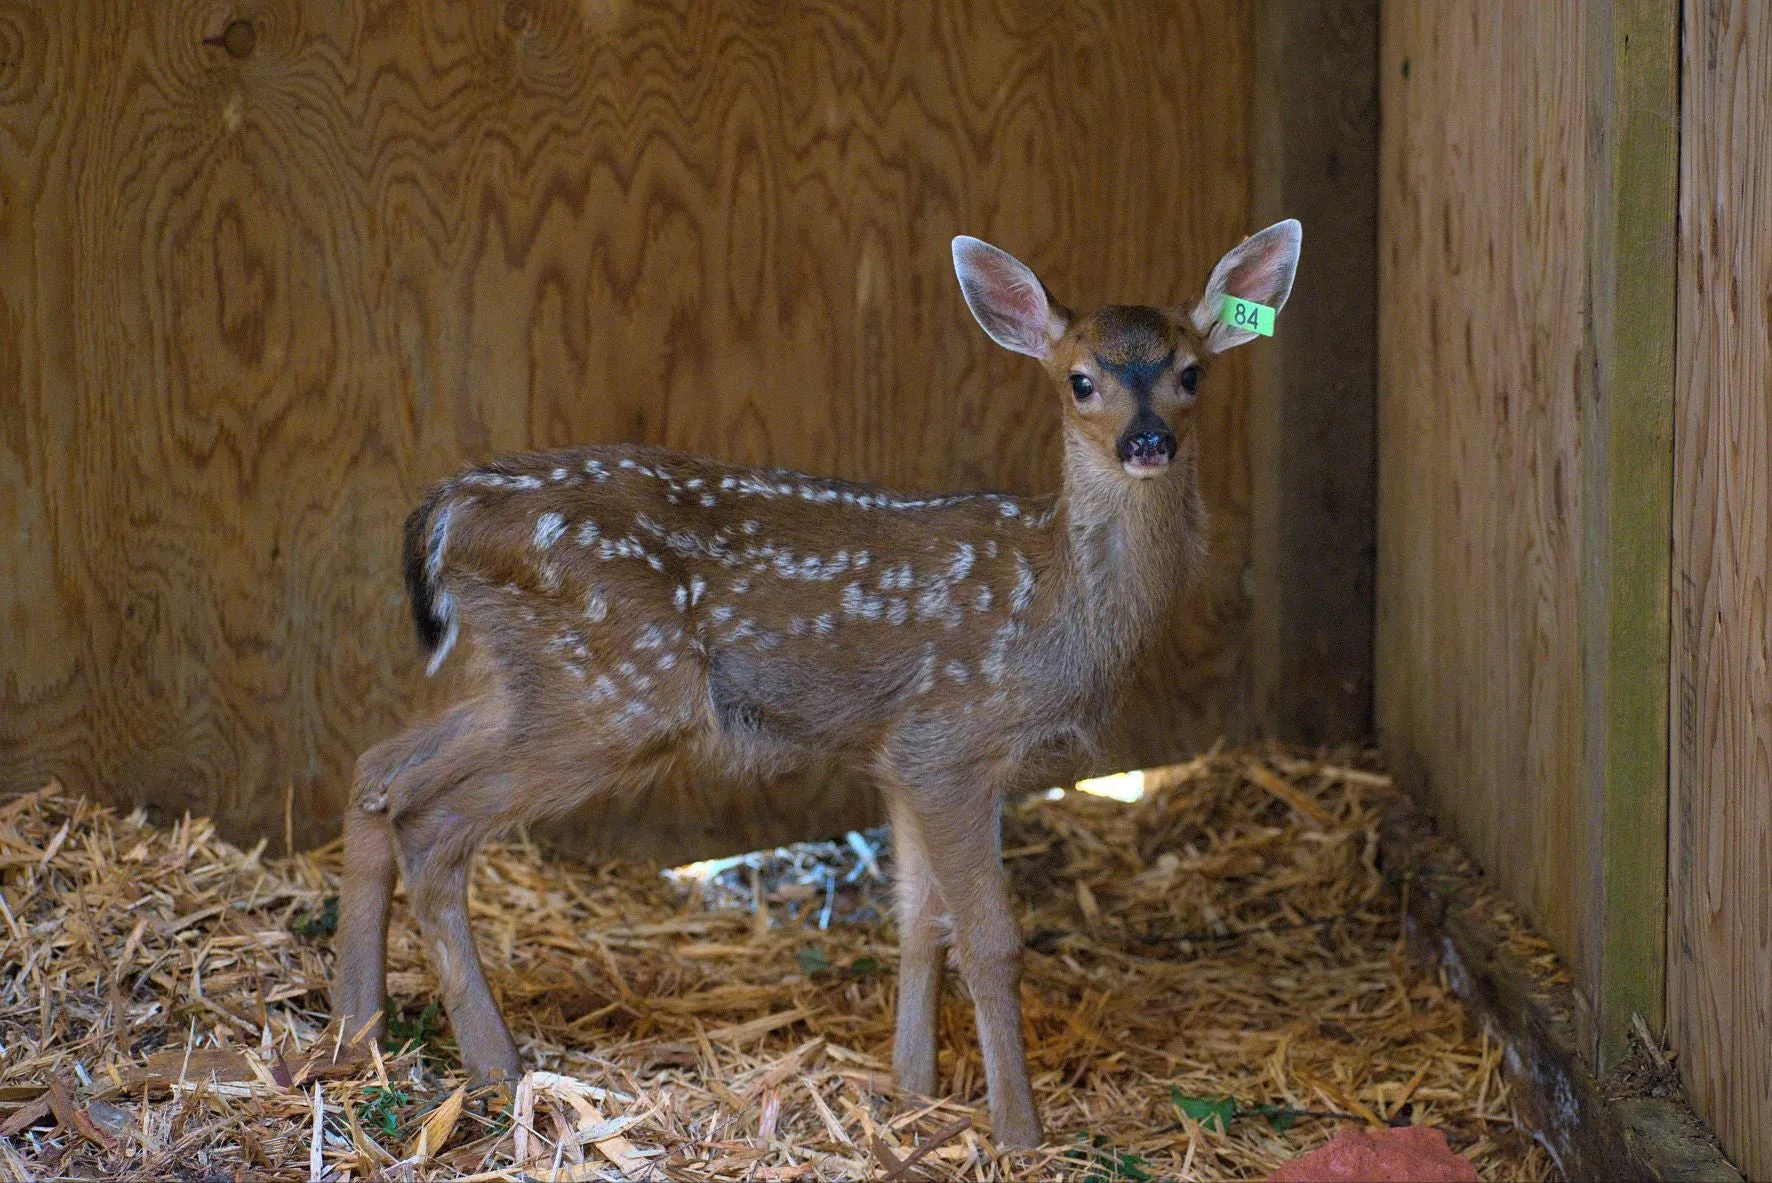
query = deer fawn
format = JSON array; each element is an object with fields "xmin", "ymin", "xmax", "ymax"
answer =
[{"xmin": 331, "ymin": 221, "xmax": 1300, "ymax": 1148}]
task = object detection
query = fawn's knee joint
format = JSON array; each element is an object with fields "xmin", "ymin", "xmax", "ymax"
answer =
[{"xmin": 962, "ymin": 934, "xmax": 1024, "ymax": 972}]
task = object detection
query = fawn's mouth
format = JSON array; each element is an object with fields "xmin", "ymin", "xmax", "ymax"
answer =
[{"xmin": 1122, "ymin": 456, "xmax": 1171, "ymax": 479}]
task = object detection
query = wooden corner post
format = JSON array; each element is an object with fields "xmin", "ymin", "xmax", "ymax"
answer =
[
  {"xmin": 1247, "ymin": 1, "xmax": 1381, "ymax": 746},
  {"xmin": 1580, "ymin": 0, "xmax": 1679, "ymax": 1072}
]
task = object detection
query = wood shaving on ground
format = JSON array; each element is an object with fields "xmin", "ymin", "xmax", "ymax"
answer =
[{"xmin": 0, "ymin": 744, "xmax": 1557, "ymax": 1180}]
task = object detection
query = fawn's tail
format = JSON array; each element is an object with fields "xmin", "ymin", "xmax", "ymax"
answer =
[{"xmin": 402, "ymin": 484, "xmax": 460, "ymax": 675}]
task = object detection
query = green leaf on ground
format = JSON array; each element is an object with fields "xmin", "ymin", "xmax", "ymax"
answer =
[{"xmin": 1171, "ymin": 1087, "xmax": 1236, "ymax": 1133}]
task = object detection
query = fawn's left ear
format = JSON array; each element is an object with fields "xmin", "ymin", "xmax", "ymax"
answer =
[
  {"xmin": 1190, "ymin": 219, "xmax": 1302, "ymax": 353},
  {"xmin": 952, "ymin": 236, "xmax": 1070, "ymax": 359}
]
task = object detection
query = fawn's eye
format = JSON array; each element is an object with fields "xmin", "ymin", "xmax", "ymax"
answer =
[
  {"xmin": 1179, "ymin": 365, "xmax": 1201, "ymax": 394},
  {"xmin": 1068, "ymin": 373, "xmax": 1095, "ymax": 399}
]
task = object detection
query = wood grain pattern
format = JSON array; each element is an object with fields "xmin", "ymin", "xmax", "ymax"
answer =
[
  {"xmin": 0, "ymin": 1, "xmax": 1254, "ymax": 859},
  {"xmin": 1670, "ymin": 0, "xmax": 1772, "ymax": 1173},
  {"xmin": 1375, "ymin": 4, "xmax": 1592, "ymax": 973}
]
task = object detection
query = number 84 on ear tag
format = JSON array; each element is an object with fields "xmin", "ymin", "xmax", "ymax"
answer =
[{"xmin": 1218, "ymin": 295, "xmax": 1276, "ymax": 337}]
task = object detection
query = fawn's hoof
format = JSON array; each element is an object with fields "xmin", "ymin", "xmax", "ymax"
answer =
[
  {"xmin": 464, "ymin": 1046, "xmax": 525, "ymax": 1089},
  {"xmin": 892, "ymin": 1065, "xmax": 938, "ymax": 1099},
  {"xmin": 993, "ymin": 1114, "xmax": 1044, "ymax": 1150},
  {"xmin": 331, "ymin": 1004, "xmax": 387, "ymax": 1051}
]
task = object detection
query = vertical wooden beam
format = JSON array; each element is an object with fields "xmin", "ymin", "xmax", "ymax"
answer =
[
  {"xmin": 1247, "ymin": 1, "xmax": 1381, "ymax": 746},
  {"xmin": 1580, "ymin": 0, "xmax": 1678, "ymax": 1072}
]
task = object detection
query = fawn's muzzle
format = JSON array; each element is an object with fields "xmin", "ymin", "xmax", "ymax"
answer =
[{"xmin": 1117, "ymin": 424, "xmax": 1176, "ymax": 476}]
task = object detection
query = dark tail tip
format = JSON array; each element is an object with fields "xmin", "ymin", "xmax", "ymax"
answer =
[{"xmin": 402, "ymin": 491, "xmax": 448, "ymax": 654}]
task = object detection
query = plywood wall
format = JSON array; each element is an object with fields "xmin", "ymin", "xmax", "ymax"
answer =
[
  {"xmin": 1670, "ymin": 0, "xmax": 1772, "ymax": 1174},
  {"xmin": 1376, "ymin": 4, "xmax": 1592, "ymax": 974},
  {"xmin": 0, "ymin": 1, "xmax": 1256, "ymax": 859}
]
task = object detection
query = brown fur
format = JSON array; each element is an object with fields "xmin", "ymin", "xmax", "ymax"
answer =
[{"xmin": 331, "ymin": 223, "xmax": 1300, "ymax": 1147}]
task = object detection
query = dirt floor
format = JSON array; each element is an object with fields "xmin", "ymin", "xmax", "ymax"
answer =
[{"xmin": 0, "ymin": 745, "xmax": 1557, "ymax": 1180}]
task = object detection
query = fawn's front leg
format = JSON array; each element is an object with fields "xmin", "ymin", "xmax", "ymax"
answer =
[
  {"xmin": 900, "ymin": 776, "xmax": 1041, "ymax": 1148},
  {"xmin": 887, "ymin": 793, "xmax": 946, "ymax": 1097}
]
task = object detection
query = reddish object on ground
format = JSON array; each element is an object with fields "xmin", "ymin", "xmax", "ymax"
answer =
[{"xmin": 1267, "ymin": 1126, "xmax": 1482, "ymax": 1182}]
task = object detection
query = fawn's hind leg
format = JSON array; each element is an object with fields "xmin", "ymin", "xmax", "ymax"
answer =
[
  {"xmin": 390, "ymin": 773, "xmax": 525, "ymax": 1083},
  {"xmin": 332, "ymin": 702, "xmax": 486, "ymax": 1050},
  {"xmin": 387, "ymin": 726, "xmax": 660, "ymax": 1084}
]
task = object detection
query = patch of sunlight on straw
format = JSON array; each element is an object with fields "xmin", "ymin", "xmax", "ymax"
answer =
[{"xmin": 1071, "ymin": 769, "xmax": 1146, "ymax": 803}]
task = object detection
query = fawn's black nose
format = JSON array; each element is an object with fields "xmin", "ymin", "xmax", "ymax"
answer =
[{"xmin": 1117, "ymin": 426, "xmax": 1177, "ymax": 472}]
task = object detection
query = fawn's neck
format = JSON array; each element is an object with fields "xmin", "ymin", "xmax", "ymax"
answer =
[{"xmin": 1036, "ymin": 434, "xmax": 1206, "ymax": 678}]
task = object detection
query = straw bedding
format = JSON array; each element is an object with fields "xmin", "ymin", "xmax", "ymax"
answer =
[{"xmin": 0, "ymin": 745, "xmax": 1556, "ymax": 1180}]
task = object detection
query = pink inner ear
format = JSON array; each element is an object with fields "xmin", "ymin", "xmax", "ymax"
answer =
[
  {"xmin": 997, "ymin": 277, "xmax": 1043, "ymax": 319},
  {"xmin": 968, "ymin": 256, "xmax": 1040, "ymax": 317},
  {"xmin": 1227, "ymin": 250, "xmax": 1286, "ymax": 302}
]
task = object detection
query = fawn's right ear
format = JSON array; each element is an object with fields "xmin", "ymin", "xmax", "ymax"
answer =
[{"xmin": 952, "ymin": 237, "xmax": 1069, "ymax": 359}]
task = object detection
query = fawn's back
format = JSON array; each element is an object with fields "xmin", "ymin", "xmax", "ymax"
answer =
[{"xmin": 406, "ymin": 443, "xmax": 1102, "ymax": 797}]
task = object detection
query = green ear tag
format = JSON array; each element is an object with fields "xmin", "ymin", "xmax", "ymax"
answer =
[{"xmin": 1218, "ymin": 295, "xmax": 1276, "ymax": 337}]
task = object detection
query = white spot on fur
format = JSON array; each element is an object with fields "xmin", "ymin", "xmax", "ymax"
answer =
[
  {"xmin": 945, "ymin": 660, "xmax": 970, "ymax": 683},
  {"xmin": 914, "ymin": 644, "xmax": 938, "ymax": 694},
  {"xmin": 690, "ymin": 575, "xmax": 707, "ymax": 606},
  {"xmin": 974, "ymin": 585, "xmax": 994, "ymax": 613},
  {"xmin": 635, "ymin": 624, "xmax": 664, "ymax": 649},
  {"xmin": 618, "ymin": 661, "xmax": 637, "ymax": 677},
  {"xmin": 887, "ymin": 599, "xmax": 910, "ymax": 626},
  {"xmin": 949, "ymin": 542, "xmax": 976, "ymax": 583},
  {"xmin": 841, "ymin": 582, "xmax": 885, "ymax": 621},
  {"xmin": 589, "ymin": 675, "xmax": 618, "ymax": 702},
  {"xmin": 701, "ymin": 493, "xmax": 717, "ymax": 507},
  {"xmin": 710, "ymin": 604, "xmax": 735, "ymax": 625},
  {"xmin": 743, "ymin": 520, "xmax": 761, "ymax": 535},
  {"xmin": 533, "ymin": 512, "xmax": 567, "ymax": 549},
  {"xmin": 1011, "ymin": 554, "xmax": 1036, "ymax": 614},
  {"xmin": 815, "ymin": 612, "xmax": 836, "ymax": 634},
  {"xmin": 585, "ymin": 586, "xmax": 609, "ymax": 622},
  {"xmin": 1000, "ymin": 501, "xmax": 1020, "ymax": 518},
  {"xmin": 731, "ymin": 577, "xmax": 751, "ymax": 594},
  {"xmin": 982, "ymin": 620, "xmax": 1018, "ymax": 684},
  {"xmin": 551, "ymin": 466, "xmax": 568, "ymax": 481},
  {"xmin": 576, "ymin": 520, "xmax": 601, "ymax": 547},
  {"xmin": 674, "ymin": 585, "xmax": 689, "ymax": 612},
  {"xmin": 658, "ymin": 651, "xmax": 678, "ymax": 670}
]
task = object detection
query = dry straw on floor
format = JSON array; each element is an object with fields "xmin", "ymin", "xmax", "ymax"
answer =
[{"xmin": 0, "ymin": 745, "xmax": 1555, "ymax": 1180}]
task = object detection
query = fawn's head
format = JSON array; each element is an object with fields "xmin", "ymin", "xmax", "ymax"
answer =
[{"xmin": 952, "ymin": 220, "xmax": 1301, "ymax": 481}]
